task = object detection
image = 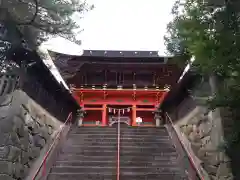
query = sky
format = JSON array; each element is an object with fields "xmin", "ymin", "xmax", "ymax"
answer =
[
  {"xmin": 45, "ymin": 0, "xmax": 176, "ymax": 56},
  {"xmin": 77, "ymin": 0, "xmax": 176, "ymax": 55}
]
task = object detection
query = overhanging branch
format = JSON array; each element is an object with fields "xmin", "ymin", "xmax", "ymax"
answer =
[{"xmin": 17, "ymin": 0, "xmax": 39, "ymax": 25}]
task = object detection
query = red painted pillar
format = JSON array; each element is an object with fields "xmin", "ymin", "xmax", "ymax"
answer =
[
  {"xmin": 131, "ymin": 105, "xmax": 137, "ymax": 126},
  {"xmin": 102, "ymin": 104, "xmax": 107, "ymax": 126}
]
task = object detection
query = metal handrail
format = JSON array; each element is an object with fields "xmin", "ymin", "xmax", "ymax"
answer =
[
  {"xmin": 32, "ymin": 112, "xmax": 73, "ymax": 180},
  {"xmin": 165, "ymin": 112, "xmax": 204, "ymax": 180},
  {"xmin": 117, "ymin": 110, "xmax": 121, "ymax": 180}
]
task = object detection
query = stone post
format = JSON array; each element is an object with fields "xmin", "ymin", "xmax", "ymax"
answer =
[
  {"xmin": 154, "ymin": 109, "xmax": 162, "ymax": 127},
  {"xmin": 76, "ymin": 109, "xmax": 84, "ymax": 127},
  {"xmin": 209, "ymin": 75, "xmax": 224, "ymax": 148},
  {"xmin": 155, "ymin": 117, "xmax": 161, "ymax": 127}
]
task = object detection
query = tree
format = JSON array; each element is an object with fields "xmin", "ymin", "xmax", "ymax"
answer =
[
  {"xmin": 0, "ymin": 0, "xmax": 93, "ymax": 69},
  {"xmin": 165, "ymin": 0, "xmax": 240, "ymax": 108},
  {"xmin": 165, "ymin": 0, "xmax": 240, "ymax": 178}
]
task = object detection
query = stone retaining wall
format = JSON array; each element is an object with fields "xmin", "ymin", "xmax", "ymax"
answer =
[
  {"xmin": 0, "ymin": 90, "xmax": 61, "ymax": 180},
  {"xmin": 172, "ymin": 100, "xmax": 233, "ymax": 180}
]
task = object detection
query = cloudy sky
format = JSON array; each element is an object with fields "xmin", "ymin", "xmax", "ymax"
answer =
[
  {"xmin": 45, "ymin": 0, "xmax": 176, "ymax": 55},
  {"xmin": 76, "ymin": 0, "xmax": 175, "ymax": 55}
]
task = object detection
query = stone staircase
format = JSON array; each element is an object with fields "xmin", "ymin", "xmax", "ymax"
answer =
[
  {"xmin": 47, "ymin": 127, "xmax": 187, "ymax": 180},
  {"xmin": 119, "ymin": 127, "xmax": 187, "ymax": 180}
]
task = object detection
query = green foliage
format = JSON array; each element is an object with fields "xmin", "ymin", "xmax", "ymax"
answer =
[
  {"xmin": 0, "ymin": 0, "xmax": 93, "ymax": 66},
  {"xmin": 165, "ymin": 0, "xmax": 240, "ymax": 108},
  {"xmin": 165, "ymin": 0, "xmax": 240, "ymax": 177}
]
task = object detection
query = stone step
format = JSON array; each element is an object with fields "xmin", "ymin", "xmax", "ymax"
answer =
[
  {"xmin": 50, "ymin": 167, "xmax": 116, "ymax": 174},
  {"xmin": 47, "ymin": 173, "xmax": 115, "ymax": 180},
  {"xmin": 65, "ymin": 139, "xmax": 172, "ymax": 145},
  {"xmin": 71, "ymin": 129, "xmax": 168, "ymax": 133},
  {"xmin": 120, "ymin": 133, "xmax": 169, "ymax": 136},
  {"xmin": 57, "ymin": 154, "xmax": 178, "ymax": 161},
  {"xmin": 61, "ymin": 146, "xmax": 176, "ymax": 153},
  {"xmin": 60, "ymin": 149, "xmax": 177, "ymax": 156},
  {"xmin": 55, "ymin": 160, "xmax": 116, "ymax": 167},
  {"xmin": 61, "ymin": 145, "xmax": 117, "ymax": 150},
  {"xmin": 70, "ymin": 130, "xmax": 117, "ymax": 134},
  {"xmin": 72, "ymin": 127, "xmax": 117, "ymax": 130},
  {"xmin": 47, "ymin": 126, "xmax": 188, "ymax": 180},
  {"xmin": 72, "ymin": 127, "xmax": 167, "ymax": 133},
  {"xmin": 69, "ymin": 131, "xmax": 169, "ymax": 136},
  {"xmin": 47, "ymin": 173, "xmax": 186, "ymax": 180},
  {"xmin": 67, "ymin": 137, "xmax": 171, "ymax": 142},
  {"xmin": 63, "ymin": 141, "xmax": 174, "ymax": 146},
  {"xmin": 70, "ymin": 128, "xmax": 168, "ymax": 134},
  {"xmin": 68, "ymin": 134, "xmax": 170, "ymax": 138},
  {"xmin": 55, "ymin": 160, "xmax": 178, "ymax": 167},
  {"xmin": 117, "ymin": 174, "xmax": 187, "ymax": 180},
  {"xmin": 57, "ymin": 154, "xmax": 116, "ymax": 161},
  {"xmin": 50, "ymin": 166, "xmax": 182, "ymax": 174},
  {"xmin": 74, "ymin": 126, "xmax": 166, "ymax": 130},
  {"xmin": 61, "ymin": 144, "xmax": 175, "ymax": 150}
]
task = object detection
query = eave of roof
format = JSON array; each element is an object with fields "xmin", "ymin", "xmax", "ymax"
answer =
[
  {"xmin": 81, "ymin": 50, "xmax": 172, "ymax": 58},
  {"xmin": 71, "ymin": 56, "xmax": 167, "ymax": 64},
  {"xmin": 51, "ymin": 50, "xmax": 175, "ymax": 65}
]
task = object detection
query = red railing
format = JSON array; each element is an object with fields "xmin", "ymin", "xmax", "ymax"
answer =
[
  {"xmin": 165, "ymin": 112, "xmax": 204, "ymax": 180},
  {"xmin": 32, "ymin": 112, "xmax": 73, "ymax": 180},
  {"xmin": 117, "ymin": 110, "xmax": 121, "ymax": 180}
]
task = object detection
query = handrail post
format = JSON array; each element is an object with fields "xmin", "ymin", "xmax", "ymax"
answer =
[{"xmin": 117, "ymin": 109, "xmax": 120, "ymax": 180}]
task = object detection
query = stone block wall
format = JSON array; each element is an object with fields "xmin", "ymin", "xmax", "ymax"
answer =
[
  {"xmin": 171, "ymin": 98, "xmax": 233, "ymax": 180},
  {"xmin": 0, "ymin": 90, "xmax": 61, "ymax": 180}
]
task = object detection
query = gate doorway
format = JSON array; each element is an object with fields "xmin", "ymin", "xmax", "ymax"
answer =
[{"xmin": 109, "ymin": 116, "xmax": 130, "ymax": 126}]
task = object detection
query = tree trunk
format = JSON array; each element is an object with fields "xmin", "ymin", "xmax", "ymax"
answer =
[{"xmin": 209, "ymin": 74, "xmax": 224, "ymax": 148}]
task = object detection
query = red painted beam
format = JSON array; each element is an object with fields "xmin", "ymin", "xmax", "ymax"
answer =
[
  {"xmin": 83, "ymin": 101, "xmax": 155, "ymax": 105},
  {"xmin": 72, "ymin": 88, "xmax": 169, "ymax": 108},
  {"xmin": 136, "ymin": 108, "xmax": 155, "ymax": 111},
  {"xmin": 83, "ymin": 107, "xmax": 103, "ymax": 111}
]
